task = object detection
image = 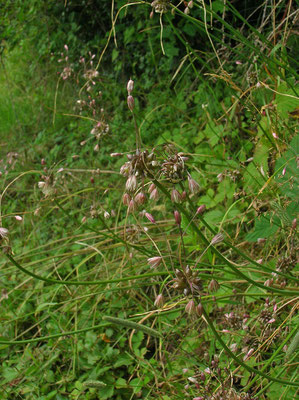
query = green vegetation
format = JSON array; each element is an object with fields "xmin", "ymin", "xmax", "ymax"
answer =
[{"xmin": 0, "ymin": 1, "xmax": 298, "ymax": 399}]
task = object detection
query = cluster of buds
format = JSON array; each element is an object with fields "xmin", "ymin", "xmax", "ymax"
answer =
[
  {"xmin": 222, "ymin": 311, "xmax": 249, "ymax": 331},
  {"xmin": 120, "ymin": 150, "xmax": 159, "ymax": 213},
  {"xmin": 79, "ymin": 51, "xmax": 99, "ymax": 90},
  {"xmin": 151, "ymin": 0, "xmax": 171, "ymax": 14},
  {"xmin": 90, "ymin": 120, "xmax": 110, "ymax": 141},
  {"xmin": 161, "ymin": 152, "xmax": 186, "ymax": 183},
  {"xmin": 38, "ymin": 176, "xmax": 57, "ymax": 198},
  {"xmin": 58, "ymin": 45, "xmax": 73, "ymax": 80},
  {"xmin": 257, "ymin": 299, "xmax": 277, "ymax": 340},
  {"xmin": 185, "ymin": 357, "xmax": 254, "ymax": 400},
  {"xmin": 172, "ymin": 266, "xmax": 202, "ymax": 295}
]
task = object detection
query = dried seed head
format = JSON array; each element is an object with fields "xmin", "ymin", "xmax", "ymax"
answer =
[
  {"xmin": 127, "ymin": 79, "xmax": 134, "ymax": 95},
  {"xmin": 127, "ymin": 95, "xmax": 135, "ymax": 112},
  {"xmin": 147, "ymin": 256, "xmax": 162, "ymax": 269},
  {"xmin": 174, "ymin": 210, "xmax": 181, "ymax": 226}
]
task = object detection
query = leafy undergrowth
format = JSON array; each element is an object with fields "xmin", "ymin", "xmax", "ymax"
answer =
[{"xmin": 0, "ymin": 1, "xmax": 298, "ymax": 399}]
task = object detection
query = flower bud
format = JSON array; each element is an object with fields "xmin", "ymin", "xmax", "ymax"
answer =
[
  {"xmin": 174, "ymin": 210, "xmax": 181, "ymax": 226},
  {"xmin": 149, "ymin": 187, "xmax": 159, "ymax": 201},
  {"xmin": 196, "ymin": 303, "xmax": 203, "ymax": 316},
  {"xmin": 188, "ymin": 177, "xmax": 200, "ymax": 194},
  {"xmin": 171, "ymin": 189, "xmax": 181, "ymax": 203},
  {"xmin": 145, "ymin": 212, "xmax": 156, "ymax": 224},
  {"xmin": 127, "ymin": 79, "xmax": 134, "ymax": 94},
  {"xmin": 122, "ymin": 193, "xmax": 131, "ymax": 206},
  {"xmin": 104, "ymin": 211, "xmax": 110, "ymax": 219},
  {"xmin": 147, "ymin": 256, "xmax": 162, "ymax": 269},
  {"xmin": 127, "ymin": 95, "xmax": 135, "ymax": 112},
  {"xmin": 208, "ymin": 279, "xmax": 220, "ymax": 293},
  {"xmin": 110, "ymin": 152, "xmax": 122, "ymax": 157},
  {"xmin": 292, "ymin": 218, "xmax": 297, "ymax": 230},
  {"xmin": 196, "ymin": 205, "xmax": 206, "ymax": 214},
  {"xmin": 181, "ymin": 191, "xmax": 187, "ymax": 201},
  {"xmin": 126, "ymin": 175, "xmax": 137, "ymax": 192},
  {"xmin": 135, "ymin": 192, "xmax": 146, "ymax": 205},
  {"xmin": 211, "ymin": 233, "xmax": 224, "ymax": 245},
  {"xmin": 148, "ymin": 183, "xmax": 156, "ymax": 193},
  {"xmin": 185, "ymin": 300, "xmax": 195, "ymax": 315},
  {"xmin": 128, "ymin": 199, "xmax": 136, "ymax": 213},
  {"xmin": 154, "ymin": 294, "xmax": 164, "ymax": 307},
  {"xmin": 257, "ymin": 237, "xmax": 266, "ymax": 244},
  {"xmin": 0, "ymin": 227, "xmax": 9, "ymax": 240}
]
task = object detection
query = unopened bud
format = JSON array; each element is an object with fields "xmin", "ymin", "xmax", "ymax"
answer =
[
  {"xmin": 211, "ymin": 233, "xmax": 224, "ymax": 245},
  {"xmin": 196, "ymin": 205, "xmax": 206, "ymax": 214},
  {"xmin": 123, "ymin": 193, "xmax": 131, "ymax": 206},
  {"xmin": 148, "ymin": 183, "xmax": 156, "ymax": 193},
  {"xmin": 171, "ymin": 189, "xmax": 181, "ymax": 203},
  {"xmin": 0, "ymin": 227, "xmax": 9, "ymax": 240},
  {"xmin": 128, "ymin": 199, "xmax": 136, "ymax": 213},
  {"xmin": 145, "ymin": 212, "xmax": 156, "ymax": 224},
  {"xmin": 127, "ymin": 79, "xmax": 134, "ymax": 94},
  {"xmin": 104, "ymin": 211, "xmax": 110, "ymax": 219},
  {"xmin": 208, "ymin": 279, "xmax": 220, "ymax": 292},
  {"xmin": 149, "ymin": 187, "xmax": 159, "ymax": 201},
  {"xmin": 15, "ymin": 215, "xmax": 23, "ymax": 221},
  {"xmin": 257, "ymin": 237, "xmax": 266, "ymax": 244},
  {"xmin": 126, "ymin": 175, "xmax": 137, "ymax": 192},
  {"xmin": 110, "ymin": 152, "xmax": 122, "ymax": 157},
  {"xmin": 185, "ymin": 300, "xmax": 195, "ymax": 315},
  {"xmin": 147, "ymin": 256, "xmax": 162, "ymax": 268},
  {"xmin": 188, "ymin": 177, "xmax": 200, "ymax": 194},
  {"xmin": 154, "ymin": 294, "xmax": 164, "ymax": 307},
  {"xmin": 135, "ymin": 192, "xmax": 146, "ymax": 205},
  {"xmin": 174, "ymin": 210, "xmax": 181, "ymax": 226},
  {"xmin": 292, "ymin": 218, "xmax": 297, "ymax": 229},
  {"xmin": 196, "ymin": 303, "xmax": 203, "ymax": 316},
  {"xmin": 243, "ymin": 348, "xmax": 254, "ymax": 361},
  {"xmin": 127, "ymin": 95, "xmax": 135, "ymax": 112}
]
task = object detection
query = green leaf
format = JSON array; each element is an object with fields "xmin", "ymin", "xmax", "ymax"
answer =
[{"xmin": 245, "ymin": 214, "xmax": 280, "ymax": 242}]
